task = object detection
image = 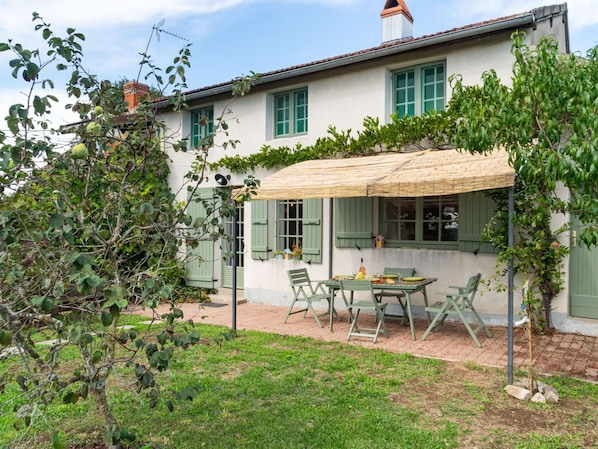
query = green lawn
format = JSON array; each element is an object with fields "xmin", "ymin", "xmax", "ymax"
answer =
[{"xmin": 2, "ymin": 319, "xmax": 597, "ymax": 448}]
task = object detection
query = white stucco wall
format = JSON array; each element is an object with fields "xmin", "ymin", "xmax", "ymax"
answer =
[{"xmin": 159, "ymin": 16, "xmax": 584, "ymax": 331}]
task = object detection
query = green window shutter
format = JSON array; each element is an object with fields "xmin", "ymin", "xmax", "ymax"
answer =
[
  {"xmin": 302, "ymin": 199, "xmax": 323, "ymax": 264},
  {"xmin": 251, "ymin": 200, "xmax": 269, "ymax": 260},
  {"xmin": 458, "ymin": 191, "xmax": 497, "ymax": 254},
  {"xmin": 186, "ymin": 188, "xmax": 216, "ymax": 288},
  {"xmin": 335, "ymin": 197, "xmax": 373, "ymax": 249}
]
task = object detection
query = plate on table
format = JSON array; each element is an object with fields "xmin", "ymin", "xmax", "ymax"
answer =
[
  {"xmin": 332, "ymin": 275, "xmax": 353, "ymax": 280},
  {"xmin": 402, "ymin": 276, "xmax": 425, "ymax": 282},
  {"xmin": 382, "ymin": 274, "xmax": 398, "ymax": 279}
]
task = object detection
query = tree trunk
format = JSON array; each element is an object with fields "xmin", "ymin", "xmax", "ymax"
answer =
[
  {"xmin": 89, "ymin": 382, "xmax": 121, "ymax": 449},
  {"xmin": 80, "ymin": 342, "xmax": 120, "ymax": 449}
]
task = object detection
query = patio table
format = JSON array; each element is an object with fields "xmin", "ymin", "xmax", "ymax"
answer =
[{"xmin": 318, "ymin": 278, "xmax": 437, "ymax": 340}]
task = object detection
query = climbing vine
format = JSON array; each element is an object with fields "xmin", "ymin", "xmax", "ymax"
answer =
[{"xmin": 209, "ymin": 113, "xmax": 452, "ymax": 173}]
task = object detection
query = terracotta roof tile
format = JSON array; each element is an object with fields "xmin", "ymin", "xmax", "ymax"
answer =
[{"xmin": 181, "ymin": 10, "xmax": 529, "ymax": 98}]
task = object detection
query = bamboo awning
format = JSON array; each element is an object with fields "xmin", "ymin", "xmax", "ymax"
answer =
[{"xmin": 252, "ymin": 149, "xmax": 515, "ymax": 199}]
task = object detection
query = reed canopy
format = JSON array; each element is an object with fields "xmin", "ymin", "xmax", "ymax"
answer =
[{"xmin": 252, "ymin": 149, "xmax": 515, "ymax": 200}]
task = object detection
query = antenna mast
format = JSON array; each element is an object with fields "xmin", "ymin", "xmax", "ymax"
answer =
[{"xmin": 136, "ymin": 19, "xmax": 189, "ymax": 82}]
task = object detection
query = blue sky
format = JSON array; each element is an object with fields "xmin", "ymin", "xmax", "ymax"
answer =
[{"xmin": 0, "ymin": 0, "xmax": 596, "ymax": 127}]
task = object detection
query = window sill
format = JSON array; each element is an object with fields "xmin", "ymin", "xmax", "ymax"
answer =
[{"xmin": 384, "ymin": 242, "xmax": 459, "ymax": 250}]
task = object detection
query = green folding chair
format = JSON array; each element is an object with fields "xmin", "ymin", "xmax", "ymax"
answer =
[
  {"xmin": 284, "ymin": 268, "xmax": 336, "ymax": 328},
  {"xmin": 374, "ymin": 267, "xmax": 415, "ymax": 324},
  {"xmin": 340, "ymin": 279, "xmax": 389, "ymax": 343},
  {"xmin": 421, "ymin": 273, "xmax": 493, "ymax": 348}
]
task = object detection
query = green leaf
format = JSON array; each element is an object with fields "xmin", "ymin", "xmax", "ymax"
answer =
[
  {"xmin": 62, "ymin": 391, "xmax": 79, "ymax": 404},
  {"xmin": 100, "ymin": 311, "xmax": 113, "ymax": 327},
  {"xmin": 140, "ymin": 203, "xmax": 154, "ymax": 215},
  {"xmin": 31, "ymin": 295, "xmax": 45, "ymax": 306},
  {"xmin": 41, "ymin": 297, "xmax": 52, "ymax": 312},
  {"xmin": 49, "ymin": 213, "xmax": 63, "ymax": 229},
  {"xmin": 0, "ymin": 331, "xmax": 12, "ymax": 347},
  {"xmin": 52, "ymin": 431, "xmax": 67, "ymax": 449},
  {"xmin": 85, "ymin": 275, "xmax": 102, "ymax": 287}
]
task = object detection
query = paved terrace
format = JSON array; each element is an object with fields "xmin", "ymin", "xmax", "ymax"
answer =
[{"xmin": 133, "ymin": 292, "xmax": 598, "ymax": 384}]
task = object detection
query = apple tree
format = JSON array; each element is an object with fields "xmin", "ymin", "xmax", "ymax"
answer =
[
  {"xmin": 0, "ymin": 13, "xmax": 257, "ymax": 449},
  {"xmin": 448, "ymin": 33, "xmax": 598, "ymax": 330}
]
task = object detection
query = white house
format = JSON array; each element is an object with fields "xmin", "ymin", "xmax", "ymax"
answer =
[{"xmin": 155, "ymin": 2, "xmax": 598, "ymax": 335}]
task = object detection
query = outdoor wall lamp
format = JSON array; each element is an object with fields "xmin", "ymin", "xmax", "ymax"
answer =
[{"xmin": 215, "ymin": 174, "xmax": 231, "ymax": 186}]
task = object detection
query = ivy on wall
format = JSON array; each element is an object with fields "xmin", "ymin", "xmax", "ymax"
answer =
[{"xmin": 209, "ymin": 113, "xmax": 452, "ymax": 173}]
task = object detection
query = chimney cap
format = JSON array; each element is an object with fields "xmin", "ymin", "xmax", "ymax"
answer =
[{"xmin": 381, "ymin": 0, "xmax": 413, "ymax": 23}]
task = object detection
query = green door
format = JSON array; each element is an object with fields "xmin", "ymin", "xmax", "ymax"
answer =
[
  {"xmin": 570, "ymin": 219, "xmax": 598, "ymax": 318},
  {"xmin": 222, "ymin": 203, "xmax": 244, "ymax": 289}
]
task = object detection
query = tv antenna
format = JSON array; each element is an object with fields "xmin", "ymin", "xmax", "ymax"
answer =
[
  {"xmin": 136, "ymin": 19, "xmax": 190, "ymax": 81},
  {"xmin": 153, "ymin": 19, "xmax": 189, "ymax": 43}
]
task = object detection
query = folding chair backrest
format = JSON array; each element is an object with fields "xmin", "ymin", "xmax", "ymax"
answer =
[
  {"xmin": 288, "ymin": 268, "xmax": 314, "ymax": 294},
  {"xmin": 288, "ymin": 268, "xmax": 310, "ymax": 285},
  {"xmin": 461, "ymin": 273, "xmax": 482, "ymax": 305},
  {"xmin": 339, "ymin": 279, "xmax": 376, "ymax": 303},
  {"xmin": 384, "ymin": 267, "xmax": 415, "ymax": 278}
]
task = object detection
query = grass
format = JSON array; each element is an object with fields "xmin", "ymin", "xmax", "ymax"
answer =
[{"xmin": 1, "ymin": 317, "xmax": 598, "ymax": 448}]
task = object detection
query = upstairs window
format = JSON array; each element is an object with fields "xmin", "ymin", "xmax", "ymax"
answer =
[
  {"xmin": 191, "ymin": 106, "xmax": 214, "ymax": 148},
  {"xmin": 394, "ymin": 62, "xmax": 445, "ymax": 118},
  {"xmin": 274, "ymin": 88, "xmax": 308, "ymax": 137}
]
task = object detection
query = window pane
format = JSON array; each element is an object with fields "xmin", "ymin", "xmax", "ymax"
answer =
[
  {"xmin": 441, "ymin": 195, "xmax": 459, "ymax": 241},
  {"xmin": 224, "ymin": 204, "xmax": 245, "ymax": 267},
  {"xmin": 277, "ymin": 199, "xmax": 303, "ymax": 250},
  {"xmin": 191, "ymin": 107, "xmax": 214, "ymax": 148},
  {"xmin": 384, "ymin": 200, "xmax": 399, "ymax": 239},
  {"xmin": 423, "ymin": 197, "xmax": 440, "ymax": 241},
  {"xmin": 381, "ymin": 195, "xmax": 456, "ymax": 244},
  {"xmin": 382, "ymin": 197, "xmax": 416, "ymax": 241},
  {"xmin": 422, "ymin": 64, "xmax": 445, "ymax": 113},
  {"xmin": 294, "ymin": 90, "xmax": 308, "ymax": 134},
  {"xmin": 394, "ymin": 71, "xmax": 415, "ymax": 118},
  {"xmin": 401, "ymin": 198, "xmax": 417, "ymax": 220},
  {"xmin": 274, "ymin": 94, "xmax": 290, "ymax": 136}
]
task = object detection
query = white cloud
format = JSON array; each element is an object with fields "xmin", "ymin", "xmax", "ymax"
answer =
[{"xmin": 0, "ymin": 0, "xmax": 245, "ymax": 38}]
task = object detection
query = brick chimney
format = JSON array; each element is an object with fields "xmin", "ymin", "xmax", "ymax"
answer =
[
  {"xmin": 123, "ymin": 81, "xmax": 150, "ymax": 113},
  {"xmin": 381, "ymin": 0, "xmax": 413, "ymax": 43}
]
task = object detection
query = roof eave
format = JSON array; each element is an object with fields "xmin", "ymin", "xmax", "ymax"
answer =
[{"xmin": 157, "ymin": 13, "xmax": 534, "ymax": 108}]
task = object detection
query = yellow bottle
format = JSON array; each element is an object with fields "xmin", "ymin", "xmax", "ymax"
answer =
[{"xmin": 359, "ymin": 258, "xmax": 366, "ymax": 276}]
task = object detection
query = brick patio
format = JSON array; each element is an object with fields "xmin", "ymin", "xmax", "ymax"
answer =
[{"xmin": 133, "ymin": 294, "xmax": 598, "ymax": 384}]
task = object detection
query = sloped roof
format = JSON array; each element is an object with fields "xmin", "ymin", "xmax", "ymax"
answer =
[{"xmin": 174, "ymin": 4, "xmax": 567, "ymax": 103}]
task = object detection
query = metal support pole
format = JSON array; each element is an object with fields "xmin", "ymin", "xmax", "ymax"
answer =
[
  {"xmin": 507, "ymin": 185, "xmax": 515, "ymax": 384},
  {"xmin": 328, "ymin": 198, "xmax": 334, "ymax": 279},
  {"xmin": 232, "ymin": 204, "xmax": 238, "ymax": 332}
]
